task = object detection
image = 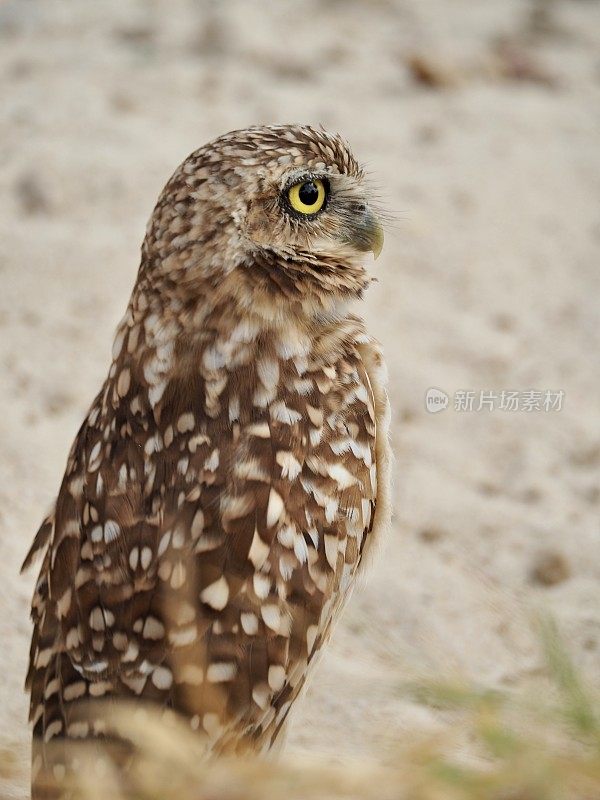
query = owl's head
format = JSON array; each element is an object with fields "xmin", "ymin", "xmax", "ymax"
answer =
[{"xmin": 143, "ymin": 125, "xmax": 384, "ymax": 317}]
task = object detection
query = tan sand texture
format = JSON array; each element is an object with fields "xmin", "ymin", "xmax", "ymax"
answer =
[{"xmin": 1, "ymin": 1, "xmax": 599, "ymax": 796}]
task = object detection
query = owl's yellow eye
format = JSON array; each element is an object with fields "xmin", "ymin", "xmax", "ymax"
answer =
[{"xmin": 287, "ymin": 179, "xmax": 327, "ymax": 215}]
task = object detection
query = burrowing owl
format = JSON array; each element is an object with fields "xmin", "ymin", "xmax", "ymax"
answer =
[{"xmin": 23, "ymin": 124, "xmax": 391, "ymax": 796}]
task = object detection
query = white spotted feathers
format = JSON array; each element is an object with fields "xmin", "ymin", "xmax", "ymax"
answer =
[{"xmin": 23, "ymin": 124, "xmax": 391, "ymax": 798}]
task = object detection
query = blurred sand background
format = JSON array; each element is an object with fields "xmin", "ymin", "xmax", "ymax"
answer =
[{"xmin": 1, "ymin": 0, "xmax": 599, "ymax": 796}]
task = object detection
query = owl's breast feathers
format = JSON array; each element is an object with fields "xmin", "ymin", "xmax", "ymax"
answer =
[{"xmin": 24, "ymin": 297, "xmax": 390, "ymax": 783}]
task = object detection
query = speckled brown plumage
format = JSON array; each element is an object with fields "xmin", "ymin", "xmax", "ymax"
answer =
[{"xmin": 23, "ymin": 124, "xmax": 391, "ymax": 797}]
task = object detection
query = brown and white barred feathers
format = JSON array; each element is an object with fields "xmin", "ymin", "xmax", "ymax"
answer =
[{"xmin": 22, "ymin": 124, "xmax": 392, "ymax": 798}]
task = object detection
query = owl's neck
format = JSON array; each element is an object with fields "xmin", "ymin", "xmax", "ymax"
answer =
[
  {"xmin": 138, "ymin": 229, "xmax": 371, "ymax": 325},
  {"xmin": 109, "ymin": 268, "xmax": 367, "ymax": 416}
]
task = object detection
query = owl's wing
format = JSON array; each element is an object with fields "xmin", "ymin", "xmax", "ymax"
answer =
[
  {"xmin": 24, "ymin": 385, "xmax": 158, "ymax": 739},
  {"xmin": 24, "ymin": 336, "xmax": 390, "ymax": 763},
  {"xmin": 355, "ymin": 338, "xmax": 392, "ymax": 572}
]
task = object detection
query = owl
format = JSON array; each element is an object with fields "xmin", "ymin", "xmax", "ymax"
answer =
[{"xmin": 23, "ymin": 124, "xmax": 391, "ymax": 797}]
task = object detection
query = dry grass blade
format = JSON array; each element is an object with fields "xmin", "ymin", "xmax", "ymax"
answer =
[
  {"xmin": 3, "ymin": 622, "xmax": 599, "ymax": 800},
  {"xmin": 537, "ymin": 614, "xmax": 600, "ymax": 741}
]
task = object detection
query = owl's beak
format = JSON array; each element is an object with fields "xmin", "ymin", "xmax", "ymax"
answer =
[
  {"xmin": 368, "ymin": 216, "xmax": 385, "ymax": 260},
  {"xmin": 348, "ymin": 206, "xmax": 385, "ymax": 260}
]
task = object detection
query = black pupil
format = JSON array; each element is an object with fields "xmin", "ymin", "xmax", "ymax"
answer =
[{"xmin": 298, "ymin": 181, "xmax": 319, "ymax": 206}]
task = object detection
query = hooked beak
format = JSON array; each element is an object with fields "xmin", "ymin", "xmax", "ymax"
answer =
[{"xmin": 346, "ymin": 206, "xmax": 385, "ymax": 260}]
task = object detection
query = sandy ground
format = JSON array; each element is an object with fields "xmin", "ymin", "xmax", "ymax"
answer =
[{"xmin": 1, "ymin": 0, "xmax": 599, "ymax": 795}]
